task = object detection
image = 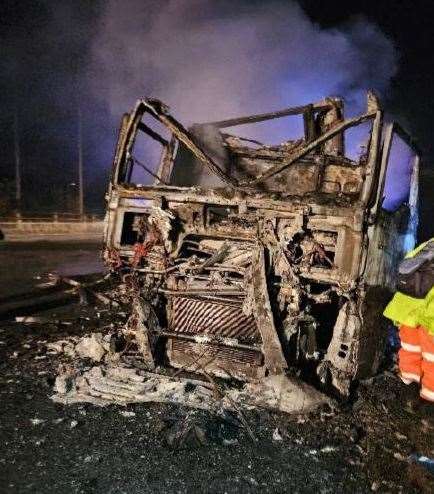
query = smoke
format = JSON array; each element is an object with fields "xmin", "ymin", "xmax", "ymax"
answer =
[
  {"xmin": 0, "ymin": 0, "xmax": 400, "ymax": 212},
  {"xmin": 90, "ymin": 0, "xmax": 397, "ymax": 132}
]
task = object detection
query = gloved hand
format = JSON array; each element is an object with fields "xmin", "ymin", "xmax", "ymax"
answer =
[{"xmin": 399, "ymin": 240, "xmax": 434, "ymax": 275}]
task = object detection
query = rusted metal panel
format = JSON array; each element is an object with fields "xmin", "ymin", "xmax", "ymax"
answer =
[
  {"xmin": 250, "ymin": 246, "xmax": 288, "ymax": 374},
  {"xmin": 167, "ymin": 338, "xmax": 265, "ymax": 381},
  {"xmin": 244, "ymin": 109, "xmax": 377, "ymax": 186}
]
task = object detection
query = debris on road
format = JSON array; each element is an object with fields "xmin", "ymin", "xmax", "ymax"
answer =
[
  {"xmin": 407, "ymin": 461, "xmax": 434, "ymax": 493},
  {"xmin": 51, "ymin": 358, "xmax": 330, "ymax": 415},
  {"xmin": 1, "ymin": 311, "xmax": 433, "ymax": 493},
  {"xmin": 15, "ymin": 316, "xmax": 73, "ymax": 325},
  {"xmin": 272, "ymin": 428, "xmax": 283, "ymax": 441},
  {"xmin": 0, "ymin": 270, "xmax": 117, "ymax": 322},
  {"xmin": 30, "ymin": 418, "xmax": 45, "ymax": 426},
  {"xmin": 166, "ymin": 412, "xmax": 208, "ymax": 448},
  {"xmin": 74, "ymin": 333, "xmax": 107, "ymax": 362}
]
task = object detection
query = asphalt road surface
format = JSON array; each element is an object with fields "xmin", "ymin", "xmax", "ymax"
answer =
[
  {"xmin": 0, "ymin": 241, "xmax": 104, "ymax": 298},
  {"xmin": 0, "ymin": 240, "xmax": 433, "ymax": 493}
]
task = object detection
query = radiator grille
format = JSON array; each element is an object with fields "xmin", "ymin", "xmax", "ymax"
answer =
[
  {"xmin": 169, "ymin": 296, "xmax": 260, "ymax": 343},
  {"xmin": 169, "ymin": 339, "xmax": 264, "ymax": 381}
]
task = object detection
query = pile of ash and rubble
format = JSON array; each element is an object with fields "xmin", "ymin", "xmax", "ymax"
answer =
[{"xmin": 31, "ymin": 271, "xmax": 329, "ymax": 418}]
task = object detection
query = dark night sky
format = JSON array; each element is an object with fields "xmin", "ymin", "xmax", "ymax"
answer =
[
  {"xmin": 0, "ymin": 0, "xmax": 433, "ymax": 238},
  {"xmin": 300, "ymin": 0, "xmax": 434, "ymax": 240}
]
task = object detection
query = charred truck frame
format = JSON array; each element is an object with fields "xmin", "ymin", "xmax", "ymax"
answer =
[{"xmin": 103, "ymin": 92, "xmax": 420, "ymax": 395}]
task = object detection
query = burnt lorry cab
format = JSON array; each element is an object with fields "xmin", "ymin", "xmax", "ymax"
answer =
[{"xmin": 103, "ymin": 93, "xmax": 420, "ymax": 395}]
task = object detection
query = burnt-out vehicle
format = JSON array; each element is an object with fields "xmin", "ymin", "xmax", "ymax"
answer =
[{"xmin": 103, "ymin": 92, "xmax": 420, "ymax": 394}]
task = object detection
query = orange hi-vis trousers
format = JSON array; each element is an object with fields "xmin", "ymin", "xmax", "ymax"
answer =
[{"xmin": 399, "ymin": 325, "xmax": 434, "ymax": 402}]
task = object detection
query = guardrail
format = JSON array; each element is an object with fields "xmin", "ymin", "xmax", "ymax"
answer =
[
  {"xmin": 0, "ymin": 212, "xmax": 104, "ymax": 223},
  {"xmin": 0, "ymin": 213, "xmax": 105, "ymax": 240}
]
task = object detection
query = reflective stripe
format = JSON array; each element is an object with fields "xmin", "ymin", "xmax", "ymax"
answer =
[
  {"xmin": 401, "ymin": 342, "xmax": 421, "ymax": 352},
  {"xmin": 401, "ymin": 378, "xmax": 414, "ymax": 385},
  {"xmin": 420, "ymin": 387, "xmax": 434, "ymax": 402},
  {"xmin": 422, "ymin": 352, "xmax": 434, "ymax": 363},
  {"xmin": 400, "ymin": 372, "xmax": 421, "ymax": 383}
]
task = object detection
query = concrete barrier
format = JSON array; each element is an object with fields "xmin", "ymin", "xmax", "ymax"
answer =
[{"xmin": 0, "ymin": 221, "xmax": 104, "ymax": 241}]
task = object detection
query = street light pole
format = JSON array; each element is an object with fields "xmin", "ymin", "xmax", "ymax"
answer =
[
  {"xmin": 77, "ymin": 105, "xmax": 84, "ymax": 218},
  {"xmin": 13, "ymin": 111, "xmax": 21, "ymax": 209}
]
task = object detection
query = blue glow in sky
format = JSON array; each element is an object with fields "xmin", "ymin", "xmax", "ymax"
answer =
[{"xmin": 383, "ymin": 134, "xmax": 415, "ymax": 212}]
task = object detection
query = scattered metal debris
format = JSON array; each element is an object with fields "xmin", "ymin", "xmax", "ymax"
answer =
[
  {"xmin": 15, "ymin": 316, "xmax": 73, "ymax": 325},
  {"xmin": 0, "ymin": 272, "xmax": 115, "ymax": 321},
  {"xmin": 272, "ymin": 428, "xmax": 283, "ymax": 441},
  {"xmin": 74, "ymin": 333, "xmax": 108, "ymax": 362},
  {"xmin": 50, "ymin": 334, "xmax": 330, "ymax": 415}
]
